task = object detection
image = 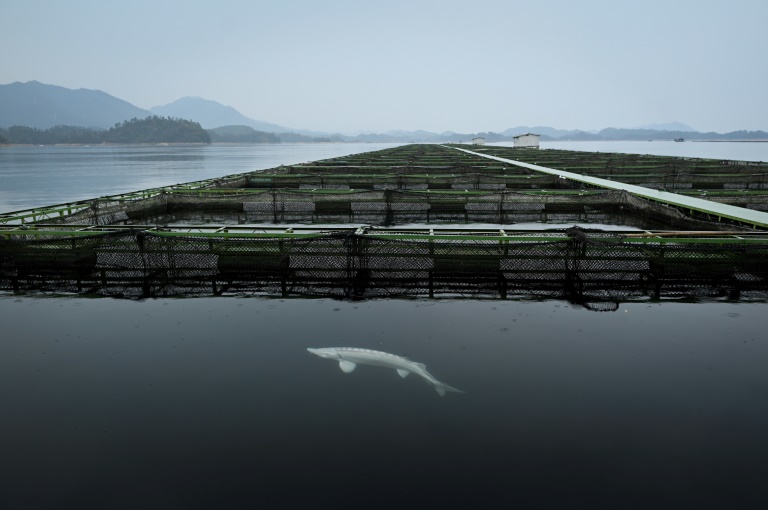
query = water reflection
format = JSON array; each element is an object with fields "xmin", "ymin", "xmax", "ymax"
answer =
[{"xmin": 0, "ymin": 296, "xmax": 766, "ymax": 507}]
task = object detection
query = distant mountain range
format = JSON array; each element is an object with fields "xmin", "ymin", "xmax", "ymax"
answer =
[
  {"xmin": 2, "ymin": 81, "xmax": 767, "ymax": 143},
  {"xmin": 0, "ymin": 81, "xmax": 151, "ymax": 130},
  {"xmin": 635, "ymin": 122, "xmax": 697, "ymax": 132},
  {"xmin": 150, "ymin": 96, "xmax": 293, "ymax": 133}
]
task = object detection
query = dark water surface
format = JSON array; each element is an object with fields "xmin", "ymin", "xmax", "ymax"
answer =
[
  {"xmin": 1, "ymin": 296, "xmax": 766, "ymax": 509},
  {"xmin": 2, "ymin": 144, "xmax": 768, "ymax": 508}
]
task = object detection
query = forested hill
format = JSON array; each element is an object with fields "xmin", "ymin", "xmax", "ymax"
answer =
[
  {"xmin": 0, "ymin": 116, "xmax": 211, "ymax": 144},
  {"xmin": 105, "ymin": 117, "xmax": 210, "ymax": 143}
]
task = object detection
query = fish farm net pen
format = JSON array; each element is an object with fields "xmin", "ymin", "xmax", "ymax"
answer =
[{"xmin": 2, "ymin": 143, "xmax": 768, "ymax": 308}]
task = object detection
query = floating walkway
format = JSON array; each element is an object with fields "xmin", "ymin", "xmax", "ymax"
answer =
[{"xmin": 449, "ymin": 146, "xmax": 768, "ymax": 229}]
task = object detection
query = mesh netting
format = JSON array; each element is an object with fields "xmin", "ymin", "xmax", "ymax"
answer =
[
  {"xmin": 3, "ymin": 227, "xmax": 768, "ymax": 307},
  {"xmin": 37, "ymin": 189, "xmax": 749, "ymax": 231}
]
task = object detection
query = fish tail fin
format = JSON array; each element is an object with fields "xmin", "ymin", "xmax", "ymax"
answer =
[{"xmin": 434, "ymin": 381, "xmax": 465, "ymax": 397}]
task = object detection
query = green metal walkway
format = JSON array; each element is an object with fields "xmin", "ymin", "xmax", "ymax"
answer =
[{"xmin": 449, "ymin": 146, "xmax": 768, "ymax": 229}]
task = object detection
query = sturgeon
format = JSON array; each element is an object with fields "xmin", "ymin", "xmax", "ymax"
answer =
[{"xmin": 307, "ymin": 347, "xmax": 464, "ymax": 396}]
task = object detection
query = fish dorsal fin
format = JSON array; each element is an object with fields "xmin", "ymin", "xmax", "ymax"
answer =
[
  {"xmin": 339, "ymin": 360, "xmax": 357, "ymax": 373},
  {"xmin": 396, "ymin": 369, "xmax": 410, "ymax": 378},
  {"xmin": 415, "ymin": 362, "xmax": 426, "ymax": 370}
]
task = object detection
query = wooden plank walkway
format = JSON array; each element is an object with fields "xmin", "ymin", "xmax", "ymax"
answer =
[{"xmin": 448, "ymin": 146, "xmax": 768, "ymax": 229}]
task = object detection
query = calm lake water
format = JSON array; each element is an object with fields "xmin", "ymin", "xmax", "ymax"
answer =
[
  {"xmin": 1, "ymin": 143, "xmax": 768, "ymax": 509},
  {"xmin": 0, "ymin": 143, "xmax": 405, "ymax": 212}
]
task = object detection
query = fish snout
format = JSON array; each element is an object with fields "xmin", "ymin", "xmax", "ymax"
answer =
[{"xmin": 307, "ymin": 347, "xmax": 337, "ymax": 359}]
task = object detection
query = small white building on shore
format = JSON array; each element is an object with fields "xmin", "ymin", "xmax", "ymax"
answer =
[
  {"xmin": 471, "ymin": 137, "xmax": 485, "ymax": 145},
  {"xmin": 513, "ymin": 133, "xmax": 540, "ymax": 148}
]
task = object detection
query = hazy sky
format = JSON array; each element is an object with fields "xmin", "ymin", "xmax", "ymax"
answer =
[{"xmin": 2, "ymin": 0, "xmax": 766, "ymax": 134}]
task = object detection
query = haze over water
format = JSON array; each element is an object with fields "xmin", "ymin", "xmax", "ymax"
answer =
[{"xmin": 4, "ymin": 1, "xmax": 767, "ymax": 134}]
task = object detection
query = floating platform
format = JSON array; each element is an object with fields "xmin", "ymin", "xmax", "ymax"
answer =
[{"xmin": 2, "ymin": 144, "xmax": 768, "ymax": 308}]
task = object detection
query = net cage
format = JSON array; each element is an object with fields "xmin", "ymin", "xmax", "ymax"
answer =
[
  {"xmin": 34, "ymin": 189, "xmax": 750, "ymax": 231},
  {"xmin": 2, "ymin": 227, "xmax": 768, "ymax": 308},
  {"xmin": 467, "ymin": 146, "xmax": 768, "ymax": 191}
]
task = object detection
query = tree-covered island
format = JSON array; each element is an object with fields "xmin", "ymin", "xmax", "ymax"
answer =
[
  {"xmin": 0, "ymin": 116, "xmax": 211, "ymax": 145},
  {"xmin": 0, "ymin": 117, "xmax": 345, "ymax": 145}
]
